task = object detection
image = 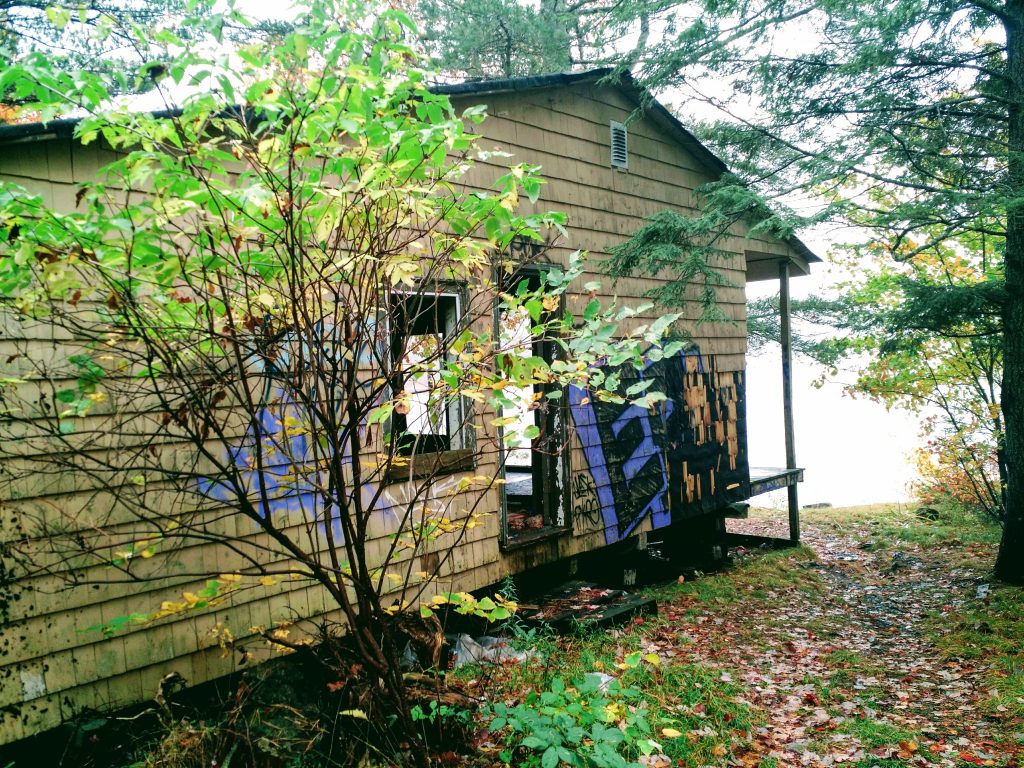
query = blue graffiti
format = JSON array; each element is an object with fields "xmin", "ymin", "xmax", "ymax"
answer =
[
  {"xmin": 610, "ymin": 399, "xmax": 671, "ymax": 533},
  {"xmin": 568, "ymin": 351, "xmax": 747, "ymax": 544},
  {"xmin": 199, "ymin": 321, "xmax": 392, "ymax": 544}
]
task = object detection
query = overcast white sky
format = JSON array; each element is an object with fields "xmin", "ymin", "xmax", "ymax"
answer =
[{"xmin": 744, "ymin": 243, "xmax": 920, "ymax": 509}]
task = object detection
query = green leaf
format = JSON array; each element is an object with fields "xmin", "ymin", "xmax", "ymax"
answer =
[
  {"xmin": 55, "ymin": 389, "xmax": 78, "ymax": 403},
  {"xmin": 522, "ymin": 176, "xmax": 542, "ymax": 203},
  {"xmin": 45, "ymin": 6, "xmax": 71, "ymax": 29},
  {"xmin": 526, "ymin": 299, "xmax": 544, "ymax": 322}
]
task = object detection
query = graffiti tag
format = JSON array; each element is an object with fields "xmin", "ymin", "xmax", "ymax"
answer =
[
  {"xmin": 568, "ymin": 351, "xmax": 748, "ymax": 544},
  {"xmin": 571, "ymin": 471, "xmax": 601, "ymax": 529}
]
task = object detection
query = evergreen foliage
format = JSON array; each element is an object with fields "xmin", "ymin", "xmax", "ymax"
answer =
[
  {"xmin": 413, "ymin": 0, "xmax": 649, "ymax": 78},
  {"xmin": 416, "ymin": 0, "xmax": 573, "ymax": 78},
  {"xmin": 745, "ymin": 294, "xmax": 851, "ymax": 366},
  {"xmin": 605, "ymin": 209, "xmax": 736, "ymax": 324},
  {"xmin": 599, "ymin": 0, "xmax": 1024, "ymax": 583}
]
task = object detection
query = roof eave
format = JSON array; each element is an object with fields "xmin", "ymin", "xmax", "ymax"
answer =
[{"xmin": 0, "ymin": 69, "xmax": 821, "ymax": 266}]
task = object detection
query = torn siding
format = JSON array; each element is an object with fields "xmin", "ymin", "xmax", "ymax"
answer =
[{"xmin": 569, "ymin": 350, "xmax": 749, "ymax": 544}]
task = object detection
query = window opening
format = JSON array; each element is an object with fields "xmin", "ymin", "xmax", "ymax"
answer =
[
  {"xmin": 391, "ymin": 292, "xmax": 465, "ymax": 457},
  {"xmin": 499, "ymin": 270, "xmax": 565, "ymax": 542}
]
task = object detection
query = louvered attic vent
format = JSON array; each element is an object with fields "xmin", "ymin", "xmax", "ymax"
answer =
[{"xmin": 610, "ymin": 121, "xmax": 628, "ymax": 170}]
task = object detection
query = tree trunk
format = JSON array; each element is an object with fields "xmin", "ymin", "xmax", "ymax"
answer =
[{"xmin": 995, "ymin": 1, "xmax": 1024, "ymax": 584}]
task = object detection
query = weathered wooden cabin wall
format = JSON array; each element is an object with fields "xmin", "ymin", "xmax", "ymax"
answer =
[
  {"xmin": 0, "ymin": 136, "xmax": 501, "ymax": 745},
  {"xmin": 447, "ymin": 81, "xmax": 794, "ymax": 569},
  {"xmin": 0, "ymin": 77, "xmax": 801, "ymax": 745}
]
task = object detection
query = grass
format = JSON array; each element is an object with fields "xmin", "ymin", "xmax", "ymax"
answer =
[
  {"xmin": 125, "ymin": 501, "xmax": 1017, "ymax": 767},
  {"xmin": 475, "ymin": 502, "xmax": 1015, "ymax": 767},
  {"xmin": 787, "ymin": 502, "xmax": 1001, "ymax": 553},
  {"xmin": 799, "ymin": 717, "xmax": 927, "ymax": 768},
  {"xmin": 457, "ymin": 547, "xmax": 836, "ymax": 766},
  {"xmin": 647, "ymin": 546, "xmax": 825, "ymax": 607},
  {"xmin": 926, "ymin": 580, "xmax": 1024, "ymax": 721},
  {"xmin": 795, "ymin": 502, "xmax": 1024, "ymax": 725},
  {"xmin": 838, "ymin": 717, "xmax": 919, "ymax": 749},
  {"xmin": 811, "ymin": 649, "xmax": 891, "ymax": 704}
]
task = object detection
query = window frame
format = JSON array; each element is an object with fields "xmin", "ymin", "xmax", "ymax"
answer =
[
  {"xmin": 494, "ymin": 266, "xmax": 571, "ymax": 547},
  {"xmin": 386, "ymin": 284, "xmax": 475, "ymax": 483}
]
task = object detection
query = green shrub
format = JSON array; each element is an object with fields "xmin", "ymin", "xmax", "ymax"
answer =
[{"xmin": 488, "ymin": 675, "xmax": 660, "ymax": 768}]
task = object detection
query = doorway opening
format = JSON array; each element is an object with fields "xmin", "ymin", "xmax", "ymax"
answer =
[{"xmin": 498, "ymin": 268, "xmax": 566, "ymax": 545}]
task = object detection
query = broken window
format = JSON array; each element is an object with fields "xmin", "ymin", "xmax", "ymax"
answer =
[{"xmin": 389, "ymin": 291, "xmax": 472, "ymax": 478}]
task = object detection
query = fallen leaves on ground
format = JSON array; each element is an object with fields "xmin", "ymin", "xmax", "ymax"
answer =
[
  {"xmin": 466, "ymin": 507, "xmax": 1022, "ymax": 768},
  {"xmin": 662, "ymin": 508, "xmax": 1023, "ymax": 767}
]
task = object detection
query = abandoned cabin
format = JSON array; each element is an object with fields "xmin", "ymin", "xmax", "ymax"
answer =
[{"xmin": 0, "ymin": 68, "xmax": 817, "ymax": 746}]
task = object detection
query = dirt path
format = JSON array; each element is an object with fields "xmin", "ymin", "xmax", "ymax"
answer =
[{"xmin": 661, "ymin": 511, "xmax": 1019, "ymax": 767}]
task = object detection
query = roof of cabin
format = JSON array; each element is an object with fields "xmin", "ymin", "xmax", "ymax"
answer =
[
  {"xmin": 0, "ymin": 67, "xmax": 820, "ymax": 266},
  {"xmin": 436, "ymin": 69, "xmax": 819, "ymax": 268}
]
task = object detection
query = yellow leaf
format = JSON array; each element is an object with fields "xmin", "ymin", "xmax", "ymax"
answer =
[
  {"xmin": 712, "ymin": 744, "xmax": 727, "ymax": 758},
  {"xmin": 220, "ymin": 573, "xmax": 242, "ymax": 583},
  {"xmin": 259, "ymin": 576, "xmax": 276, "ymax": 587},
  {"xmin": 661, "ymin": 728, "xmax": 682, "ymax": 738},
  {"xmin": 643, "ymin": 653, "xmax": 660, "ymax": 666},
  {"xmin": 183, "ymin": 592, "xmax": 200, "ymax": 605}
]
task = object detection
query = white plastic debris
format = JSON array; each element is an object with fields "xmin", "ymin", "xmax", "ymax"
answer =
[
  {"xmin": 583, "ymin": 672, "xmax": 615, "ymax": 691},
  {"xmin": 450, "ymin": 634, "xmax": 537, "ymax": 667}
]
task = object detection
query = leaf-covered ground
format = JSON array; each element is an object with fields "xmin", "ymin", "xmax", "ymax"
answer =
[
  {"xmin": 48, "ymin": 504, "xmax": 1019, "ymax": 768},
  {"xmin": 470, "ymin": 504, "xmax": 1024, "ymax": 768},
  {"xmin": 707, "ymin": 505, "xmax": 1020, "ymax": 767}
]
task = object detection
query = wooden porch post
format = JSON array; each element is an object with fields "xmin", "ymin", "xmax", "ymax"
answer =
[{"xmin": 779, "ymin": 259, "xmax": 800, "ymax": 542}]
